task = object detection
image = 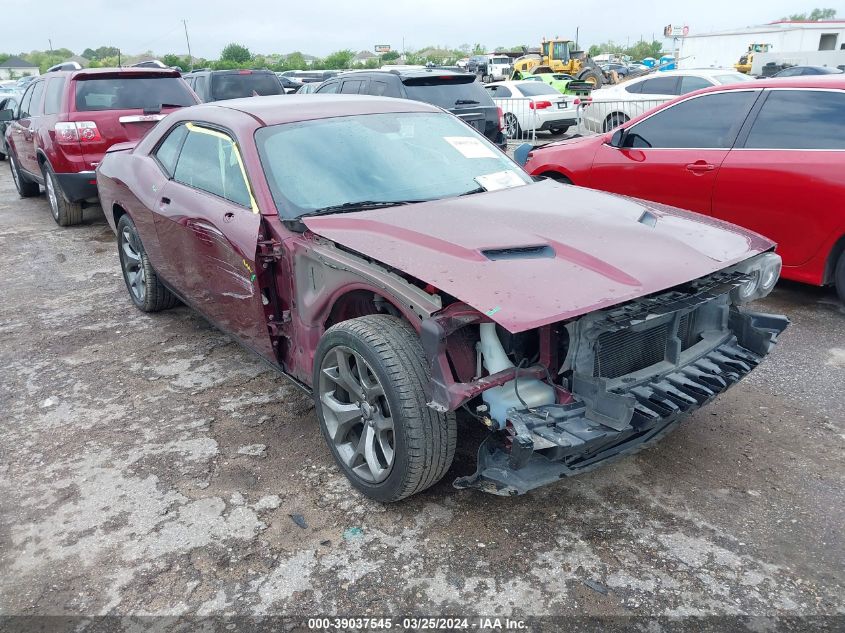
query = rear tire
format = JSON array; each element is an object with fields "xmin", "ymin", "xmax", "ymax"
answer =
[
  {"xmin": 835, "ymin": 251, "xmax": 845, "ymax": 304},
  {"xmin": 549, "ymin": 126, "xmax": 569, "ymax": 135},
  {"xmin": 314, "ymin": 315, "xmax": 457, "ymax": 502},
  {"xmin": 43, "ymin": 164, "xmax": 83, "ymax": 226},
  {"xmin": 504, "ymin": 113, "xmax": 522, "ymax": 139},
  {"xmin": 9, "ymin": 153, "xmax": 39, "ymax": 197},
  {"xmin": 603, "ymin": 112, "xmax": 629, "ymax": 132},
  {"xmin": 117, "ymin": 214, "xmax": 179, "ymax": 312}
]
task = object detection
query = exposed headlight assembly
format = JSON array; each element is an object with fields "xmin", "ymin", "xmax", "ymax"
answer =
[{"xmin": 730, "ymin": 252, "xmax": 782, "ymax": 304}]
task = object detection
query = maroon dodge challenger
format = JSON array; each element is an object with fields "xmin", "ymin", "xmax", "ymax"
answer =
[{"xmin": 96, "ymin": 95, "xmax": 788, "ymax": 501}]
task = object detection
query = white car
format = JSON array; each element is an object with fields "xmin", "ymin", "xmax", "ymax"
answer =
[
  {"xmin": 581, "ymin": 68, "xmax": 755, "ymax": 132},
  {"xmin": 485, "ymin": 81, "xmax": 578, "ymax": 138}
]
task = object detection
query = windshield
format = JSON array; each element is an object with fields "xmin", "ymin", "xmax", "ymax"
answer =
[
  {"xmin": 210, "ymin": 73, "xmax": 283, "ymax": 101},
  {"xmin": 714, "ymin": 73, "xmax": 755, "ymax": 83},
  {"xmin": 256, "ymin": 112, "xmax": 530, "ymax": 218},
  {"xmin": 402, "ymin": 77, "xmax": 491, "ymax": 108},
  {"xmin": 74, "ymin": 77, "xmax": 195, "ymax": 111},
  {"xmin": 491, "ymin": 57, "xmax": 510, "ymax": 65},
  {"xmin": 516, "ymin": 82, "xmax": 561, "ymax": 96}
]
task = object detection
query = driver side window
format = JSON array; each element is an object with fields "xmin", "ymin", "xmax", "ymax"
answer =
[
  {"xmin": 623, "ymin": 91, "xmax": 757, "ymax": 149},
  {"xmin": 172, "ymin": 124, "xmax": 252, "ymax": 209}
]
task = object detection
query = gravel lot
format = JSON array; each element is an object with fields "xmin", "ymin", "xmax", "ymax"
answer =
[{"xmin": 0, "ymin": 164, "xmax": 843, "ymax": 627}]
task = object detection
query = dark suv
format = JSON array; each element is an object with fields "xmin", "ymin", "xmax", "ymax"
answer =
[
  {"xmin": 1, "ymin": 67, "xmax": 197, "ymax": 225},
  {"xmin": 315, "ymin": 69, "xmax": 506, "ymax": 147},
  {"xmin": 183, "ymin": 69, "xmax": 284, "ymax": 102}
]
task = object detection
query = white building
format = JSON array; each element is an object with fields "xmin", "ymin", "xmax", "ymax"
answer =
[
  {"xmin": 0, "ymin": 56, "xmax": 40, "ymax": 80},
  {"xmin": 679, "ymin": 20, "xmax": 845, "ymax": 69}
]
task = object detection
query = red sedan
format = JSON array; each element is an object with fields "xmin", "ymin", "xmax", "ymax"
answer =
[{"xmin": 523, "ymin": 76, "xmax": 845, "ymax": 302}]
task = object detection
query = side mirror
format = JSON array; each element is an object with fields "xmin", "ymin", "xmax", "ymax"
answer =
[
  {"xmin": 513, "ymin": 142, "xmax": 533, "ymax": 167},
  {"xmin": 609, "ymin": 128, "xmax": 626, "ymax": 147},
  {"xmin": 0, "ymin": 109, "xmax": 14, "ymax": 122}
]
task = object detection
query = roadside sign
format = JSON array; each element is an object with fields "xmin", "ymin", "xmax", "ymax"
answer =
[
  {"xmin": 374, "ymin": 45, "xmax": 391, "ymax": 53},
  {"xmin": 663, "ymin": 25, "xmax": 689, "ymax": 38}
]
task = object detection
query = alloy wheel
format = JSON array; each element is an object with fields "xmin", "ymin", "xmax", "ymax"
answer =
[
  {"xmin": 504, "ymin": 113, "xmax": 519, "ymax": 139},
  {"xmin": 45, "ymin": 171, "xmax": 59, "ymax": 221},
  {"xmin": 120, "ymin": 225, "xmax": 146, "ymax": 303},
  {"xmin": 319, "ymin": 346, "xmax": 395, "ymax": 483}
]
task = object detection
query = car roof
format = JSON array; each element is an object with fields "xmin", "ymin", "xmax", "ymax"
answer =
[
  {"xmin": 779, "ymin": 65, "xmax": 843, "ymax": 72},
  {"xmin": 698, "ymin": 74, "xmax": 845, "ymax": 91},
  {"xmin": 184, "ymin": 69, "xmax": 276, "ymax": 75},
  {"xmin": 43, "ymin": 67, "xmax": 182, "ymax": 80},
  {"xmin": 193, "ymin": 94, "xmax": 439, "ymax": 126},
  {"xmin": 341, "ymin": 68, "xmax": 470, "ymax": 79}
]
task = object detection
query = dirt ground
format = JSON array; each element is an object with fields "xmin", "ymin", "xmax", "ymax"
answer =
[{"xmin": 0, "ymin": 164, "xmax": 843, "ymax": 628}]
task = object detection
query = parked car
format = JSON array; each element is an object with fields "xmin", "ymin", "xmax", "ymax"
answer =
[
  {"xmin": 15, "ymin": 76, "xmax": 36, "ymax": 90},
  {"xmin": 292, "ymin": 70, "xmax": 340, "ymax": 83},
  {"xmin": 582, "ymin": 69, "xmax": 755, "ymax": 132},
  {"xmin": 96, "ymin": 94, "xmax": 787, "ymax": 501},
  {"xmin": 182, "ymin": 69, "xmax": 284, "ymax": 102},
  {"xmin": 522, "ymin": 76, "xmax": 845, "ymax": 302},
  {"xmin": 485, "ymin": 80, "xmax": 578, "ymax": 137},
  {"xmin": 772, "ymin": 65, "xmax": 844, "ymax": 77},
  {"xmin": 0, "ymin": 94, "xmax": 19, "ymax": 160},
  {"xmin": 520, "ymin": 72, "xmax": 594, "ymax": 97},
  {"xmin": 467, "ymin": 55, "xmax": 489, "ymax": 79},
  {"xmin": 1, "ymin": 67, "xmax": 198, "ymax": 226},
  {"xmin": 295, "ymin": 82, "xmax": 318, "ymax": 94},
  {"xmin": 315, "ymin": 69, "xmax": 506, "ymax": 147},
  {"xmin": 601, "ymin": 62, "xmax": 631, "ymax": 77},
  {"xmin": 275, "ymin": 73, "xmax": 304, "ymax": 93}
]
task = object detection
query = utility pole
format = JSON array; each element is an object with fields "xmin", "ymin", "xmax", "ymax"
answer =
[
  {"xmin": 48, "ymin": 39, "xmax": 53, "ymax": 57},
  {"xmin": 183, "ymin": 19, "xmax": 194, "ymax": 71}
]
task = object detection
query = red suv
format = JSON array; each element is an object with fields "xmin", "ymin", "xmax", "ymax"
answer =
[
  {"xmin": 1, "ymin": 68, "xmax": 198, "ymax": 225},
  {"xmin": 522, "ymin": 76, "xmax": 845, "ymax": 302}
]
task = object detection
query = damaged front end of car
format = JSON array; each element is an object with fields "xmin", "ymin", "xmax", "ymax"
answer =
[{"xmin": 421, "ymin": 254, "xmax": 789, "ymax": 496}]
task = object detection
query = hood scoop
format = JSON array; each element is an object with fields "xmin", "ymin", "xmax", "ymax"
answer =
[{"xmin": 481, "ymin": 245, "xmax": 555, "ymax": 261}]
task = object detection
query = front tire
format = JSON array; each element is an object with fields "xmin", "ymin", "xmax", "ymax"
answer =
[
  {"xmin": 314, "ymin": 315, "xmax": 457, "ymax": 502},
  {"xmin": 9, "ymin": 153, "xmax": 39, "ymax": 197},
  {"xmin": 549, "ymin": 126, "xmax": 569, "ymax": 135},
  {"xmin": 835, "ymin": 251, "xmax": 845, "ymax": 304},
  {"xmin": 43, "ymin": 164, "xmax": 83, "ymax": 226},
  {"xmin": 117, "ymin": 214, "xmax": 179, "ymax": 312}
]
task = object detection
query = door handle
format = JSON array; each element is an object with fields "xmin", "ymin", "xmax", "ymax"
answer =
[
  {"xmin": 686, "ymin": 162, "xmax": 715, "ymax": 173},
  {"xmin": 160, "ymin": 196, "xmax": 171, "ymax": 205}
]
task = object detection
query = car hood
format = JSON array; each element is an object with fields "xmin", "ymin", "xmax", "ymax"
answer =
[{"xmin": 303, "ymin": 180, "xmax": 773, "ymax": 333}]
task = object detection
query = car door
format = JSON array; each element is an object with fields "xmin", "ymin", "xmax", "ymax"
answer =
[
  {"xmin": 11, "ymin": 81, "xmax": 44, "ymax": 174},
  {"xmin": 0, "ymin": 96, "xmax": 18, "ymax": 154},
  {"xmin": 153, "ymin": 122, "xmax": 274, "ymax": 358},
  {"xmin": 712, "ymin": 88, "xmax": 845, "ymax": 275},
  {"xmin": 589, "ymin": 89, "xmax": 760, "ymax": 214}
]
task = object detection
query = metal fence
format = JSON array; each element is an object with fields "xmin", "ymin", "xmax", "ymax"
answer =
[
  {"xmin": 495, "ymin": 97, "xmax": 580, "ymax": 143},
  {"xmin": 495, "ymin": 97, "xmax": 539, "ymax": 142},
  {"xmin": 574, "ymin": 98, "xmax": 670, "ymax": 135}
]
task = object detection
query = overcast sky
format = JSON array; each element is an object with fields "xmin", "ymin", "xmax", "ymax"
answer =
[{"xmin": 10, "ymin": 0, "xmax": 845, "ymax": 58}]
